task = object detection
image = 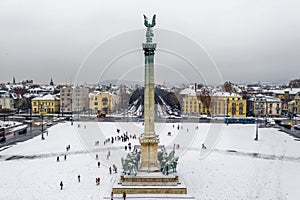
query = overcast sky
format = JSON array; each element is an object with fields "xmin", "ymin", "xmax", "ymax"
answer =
[{"xmin": 1, "ymin": 0, "xmax": 300, "ymax": 85}]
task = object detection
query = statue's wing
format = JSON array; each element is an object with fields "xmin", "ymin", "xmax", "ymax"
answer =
[
  {"xmin": 151, "ymin": 14, "xmax": 156, "ymax": 27},
  {"xmin": 143, "ymin": 14, "xmax": 149, "ymax": 27}
]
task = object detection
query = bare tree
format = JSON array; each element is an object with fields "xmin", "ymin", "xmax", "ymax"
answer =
[{"xmin": 197, "ymin": 89, "xmax": 211, "ymax": 115}]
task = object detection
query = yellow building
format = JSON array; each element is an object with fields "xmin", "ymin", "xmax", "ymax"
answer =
[
  {"xmin": 182, "ymin": 95, "xmax": 209, "ymax": 114},
  {"xmin": 32, "ymin": 94, "xmax": 60, "ymax": 114},
  {"xmin": 89, "ymin": 91, "xmax": 119, "ymax": 114},
  {"xmin": 211, "ymin": 92, "xmax": 246, "ymax": 118}
]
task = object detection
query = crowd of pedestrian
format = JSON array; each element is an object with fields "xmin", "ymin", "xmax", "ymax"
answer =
[{"xmin": 103, "ymin": 129, "xmax": 137, "ymax": 147}]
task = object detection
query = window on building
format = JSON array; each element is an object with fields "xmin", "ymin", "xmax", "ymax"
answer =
[
  {"xmin": 232, "ymin": 103, "xmax": 236, "ymax": 115},
  {"xmin": 94, "ymin": 102, "xmax": 98, "ymax": 106},
  {"xmin": 102, "ymin": 98, "xmax": 108, "ymax": 106},
  {"xmin": 269, "ymin": 109, "xmax": 272, "ymax": 114},
  {"xmin": 239, "ymin": 103, "xmax": 243, "ymax": 115}
]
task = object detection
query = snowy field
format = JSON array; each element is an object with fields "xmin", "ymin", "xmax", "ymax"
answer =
[{"xmin": 0, "ymin": 121, "xmax": 300, "ymax": 199}]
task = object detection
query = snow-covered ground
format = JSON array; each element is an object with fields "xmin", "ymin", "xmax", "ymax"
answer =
[{"xmin": 0, "ymin": 122, "xmax": 300, "ymax": 199}]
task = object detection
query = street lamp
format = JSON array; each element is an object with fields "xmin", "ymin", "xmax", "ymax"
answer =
[
  {"xmin": 39, "ymin": 104, "xmax": 45, "ymax": 140},
  {"xmin": 293, "ymin": 101, "xmax": 297, "ymax": 125},
  {"xmin": 255, "ymin": 101, "xmax": 259, "ymax": 141},
  {"xmin": 226, "ymin": 98, "xmax": 229, "ymax": 125},
  {"xmin": 61, "ymin": 103, "xmax": 64, "ymax": 117},
  {"xmin": 70, "ymin": 99, "xmax": 73, "ymax": 125},
  {"xmin": 29, "ymin": 108, "xmax": 32, "ymax": 132}
]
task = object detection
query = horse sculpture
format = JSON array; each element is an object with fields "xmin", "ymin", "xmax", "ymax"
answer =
[
  {"xmin": 121, "ymin": 151, "xmax": 140, "ymax": 176},
  {"xmin": 159, "ymin": 148, "xmax": 179, "ymax": 175}
]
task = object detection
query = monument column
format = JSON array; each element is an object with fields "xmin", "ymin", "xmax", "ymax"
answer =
[{"xmin": 139, "ymin": 15, "xmax": 159, "ymax": 172}]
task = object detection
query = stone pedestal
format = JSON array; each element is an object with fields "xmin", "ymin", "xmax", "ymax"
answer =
[
  {"xmin": 112, "ymin": 173, "xmax": 187, "ymax": 195},
  {"xmin": 139, "ymin": 138, "xmax": 159, "ymax": 172}
]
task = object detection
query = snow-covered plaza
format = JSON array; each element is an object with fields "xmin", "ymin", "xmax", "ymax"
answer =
[{"xmin": 0, "ymin": 121, "xmax": 300, "ymax": 199}]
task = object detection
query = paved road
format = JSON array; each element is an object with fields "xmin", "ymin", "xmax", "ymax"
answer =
[
  {"xmin": 0, "ymin": 127, "xmax": 45, "ymax": 149},
  {"xmin": 278, "ymin": 126, "xmax": 300, "ymax": 139}
]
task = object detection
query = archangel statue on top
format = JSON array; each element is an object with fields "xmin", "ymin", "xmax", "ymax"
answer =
[{"xmin": 143, "ymin": 14, "xmax": 156, "ymax": 43}]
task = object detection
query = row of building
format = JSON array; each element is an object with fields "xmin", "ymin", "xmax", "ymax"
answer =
[
  {"xmin": 181, "ymin": 87, "xmax": 300, "ymax": 118},
  {"xmin": 1, "ymin": 80, "xmax": 300, "ymax": 118},
  {"xmin": 31, "ymin": 86, "xmax": 121, "ymax": 115}
]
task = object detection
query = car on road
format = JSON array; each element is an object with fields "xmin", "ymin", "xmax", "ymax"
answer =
[{"xmin": 0, "ymin": 136, "xmax": 6, "ymax": 143}]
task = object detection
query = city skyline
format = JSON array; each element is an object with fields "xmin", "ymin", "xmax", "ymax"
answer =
[{"xmin": 1, "ymin": 0, "xmax": 300, "ymax": 85}]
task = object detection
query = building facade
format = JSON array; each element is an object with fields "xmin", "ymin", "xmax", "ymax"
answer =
[
  {"xmin": 32, "ymin": 94, "xmax": 60, "ymax": 114},
  {"xmin": 89, "ymin": 91, "xmax": 119, "ymax": 114},
  {"xmin": 248, "ymin": 94, "xmax": 282, "ymax": 117},
  {"xmin": 0, "ymin": 91, "xmax": 14, "ymax": 110},
  {"xmin": 211, "ymin": 92, "xmax": 246, "ymax": 118},
  {"xmin": 60, "ymin": 86, "xmax": 89, "ymax": 114},
  {"xmin": 182, "ymin": 95, "xmax": 206, "ymax": 114}
]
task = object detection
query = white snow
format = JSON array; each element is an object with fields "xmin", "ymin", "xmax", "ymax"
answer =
[{"xmin": 0, "ymin": 122, "xmax": 300, "ymax": 199}]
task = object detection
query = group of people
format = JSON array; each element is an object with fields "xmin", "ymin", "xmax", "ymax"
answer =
[
  {"xmin": 95, "ymin": 177, "xmax": 100, "ymax": 185},
  {"xmin": 56, "ymin": 155, "xmax": 67, "ymax": 162},
  {"xmin": 56, "ymin": 144, "xmax": 71, "ymax": 162},
  {"xmin": 77, "ymin": 124, "xmax": 86, "ymax": 129},
  {"xmin": 66, "ymin": 144, "xmax": 71, "ymax": 151},
  {"xmin": 108, "ymin": 164, "xmax": 117, "ymax": 174},
  {"xmin": 103, "ymin": 130, "xmax": 137, "ymax": 146}
]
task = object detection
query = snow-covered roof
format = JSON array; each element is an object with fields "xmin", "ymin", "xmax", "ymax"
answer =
[
  {"xmin": 0, "ymin": 90, "xmax": 11, "ymax": 98},
  {"xmin": 264, "ymin": 90, "xmax": 284, "ymax": 95},
  {"xmin": 212, "ymin": 92, "xmax": 241, "ymax": 97},
  {"xmin": 249, "ymin": 86, "xmax": 261, "ymax": 91},
  {"xmin": 284, "ymin": 88, "xmax": 300, "ymax": 95},
  {"xmin": 249, "ymin": 95, "xmax": 281, "ymax": 102},
  {"xmin": 89, "ymin": 91, "xmax": 113, "ymax": 98},
  {"xmin": 32, "ymin": 94, "xmax": 59, "ymax": 101},
  {"xmin": 179, "ymin": 88, "xmax": 196, "ymax": 96},
  {"xmin": 263, "ymin": 88, "xmax": 300, "ymax": 95}
]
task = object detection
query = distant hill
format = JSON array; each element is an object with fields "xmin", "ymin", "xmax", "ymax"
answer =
[{"xmin": 99, "ymin": 79, "xmax": 142, "ymax": 86}]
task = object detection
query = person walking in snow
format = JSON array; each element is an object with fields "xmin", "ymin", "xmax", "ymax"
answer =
[
  {"xmin": 122, "ymin": 192, "xmax": 126, "ymax": 200},
  {"xmin": 111, "ymin": 191, "xmax": 114, "ymax": 200},
  {"xmin": 64, "ymin": 154, "xmax": 67, "ymax": 160},
  {"xmin": 78, "ymin": 175, "xmax": 80, "ymax": 182},
  {"xmin": 60, "ymin": 181, "xmax": 63, "ymax": 190},
  {"xmin": 56, "ymin": 156, "xmax": 59, "ymax": 162},
  {"xmin": 97, "ymin": 161, "xmax": 100, "ymax": 168},
  {"xmin": 109, "ymin": 166, "xmax": 112, "ymax": 175},
  {"xmin": 106, "ymin": 151, "xmax": 110, "ymax": 160}
]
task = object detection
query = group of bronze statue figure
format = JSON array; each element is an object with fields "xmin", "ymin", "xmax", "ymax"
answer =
[
  {"xmin": 158, "ymin": 147, "xmax": 179, "ymax": 175},
  {"xmin": 121, "ymin": 146, "xmax": 179, "ymax": 176}
]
